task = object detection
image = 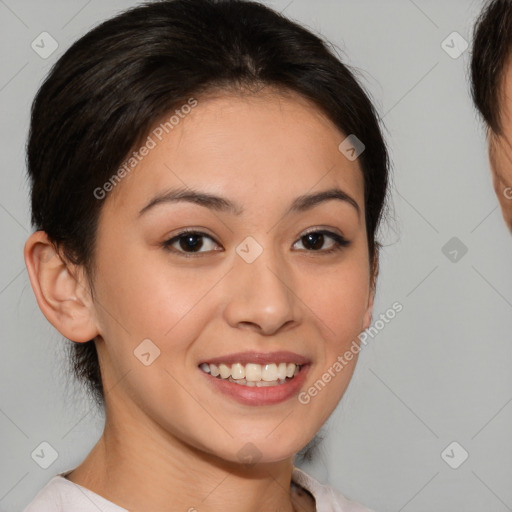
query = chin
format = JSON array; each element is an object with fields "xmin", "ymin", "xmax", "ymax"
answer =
[{"xmin": 204, "ymin": 434, "xmax": 306, "ymax": 467}]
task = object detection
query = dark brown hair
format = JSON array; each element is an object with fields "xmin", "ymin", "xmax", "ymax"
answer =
[
  {"xmin": 471, "ymin": 0, "xmax": 512, "ymax": 134},
  {"xmin": 27, "ymin": 0, "xmax": 389, "ymax": 410}
]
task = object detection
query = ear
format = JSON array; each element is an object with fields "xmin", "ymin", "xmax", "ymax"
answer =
[
  {"xmin": 362, "ymin": 248, "xmax": 379, "ymax": 331},
  {"xmin": 24, "ymin": 231, "xmax": 99, "ymax": 343}
]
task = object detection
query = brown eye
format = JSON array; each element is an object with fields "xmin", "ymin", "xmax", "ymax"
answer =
[
  {"xmin": 302, "ymin": 232, "xmax": 326, "ymax": 250},
  {"xmin": 177, "ymin": 233, "xmax": 204, "ymax": 252},
  {"xmin": 163, "ymin": 230, "xmax": 220, "ymax": 255},
  {"xmin": 293, "ymin": 230, "xmax": 350, "ymax": 253}
]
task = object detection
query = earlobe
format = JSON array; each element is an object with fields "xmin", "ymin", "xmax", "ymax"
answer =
[{"xmin": 24, "ymin": 231, "xmax": 99, "ymax": 343}]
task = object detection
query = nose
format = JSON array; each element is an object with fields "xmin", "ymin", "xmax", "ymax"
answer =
[{"xmin": 222, "ymin": 242, "xmax": 301, "ymax": 336}]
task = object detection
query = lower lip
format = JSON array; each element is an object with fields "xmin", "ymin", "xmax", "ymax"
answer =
[{"xmin": 200, "ymin": 365, "xmax": 310, "ymax": 406}]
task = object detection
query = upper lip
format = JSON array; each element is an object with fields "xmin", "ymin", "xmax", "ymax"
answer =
[{"xmin": 198, "ymin": 351, "xmax": 311, "ymax": 366}]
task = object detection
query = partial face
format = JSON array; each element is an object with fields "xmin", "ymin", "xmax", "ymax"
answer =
[
  {"xmin": 488, "ymin": 60, "xmax": 512, "ymax": 231},
  {"xmin": 90, "ymin": 90, "xmax": 375, "ymax": 464}
]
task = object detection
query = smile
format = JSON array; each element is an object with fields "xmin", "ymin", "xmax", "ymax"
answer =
[{"xmin": 199, "ymin": 362, "xmax": 301, "ymax": 387}]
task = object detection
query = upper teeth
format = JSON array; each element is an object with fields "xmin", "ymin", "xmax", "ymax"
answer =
[{"xmin": 199, "ymin": 362, "xmax": 300, "ymax": 382}]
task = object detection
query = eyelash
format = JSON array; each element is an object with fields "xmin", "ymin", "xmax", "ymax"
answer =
[{"xmin": 161, "ymin": 228, "xmax": 351, "ymax": 258}]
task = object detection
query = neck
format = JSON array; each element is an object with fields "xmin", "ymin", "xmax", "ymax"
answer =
[{"xmin": 66, "ymin": 406, "xmax": 300, "ymax": 512}]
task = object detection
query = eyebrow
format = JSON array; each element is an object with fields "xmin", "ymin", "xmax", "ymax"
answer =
[{"xmin": 138, "ymin": 186, "xmax": 360, "ymax": 218}]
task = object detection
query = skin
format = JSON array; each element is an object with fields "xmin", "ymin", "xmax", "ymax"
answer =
[
  {"xmin": 24, "ymin": 89, "xmax": 377, "ymax": 512},
  {"xmin": 488, "ymin": 58, "xmax": 512, "ymax": 232}
]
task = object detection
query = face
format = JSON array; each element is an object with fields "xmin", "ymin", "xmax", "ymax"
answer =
[
  {"xmin": 488, "ymin": 60, "xmax": 512, "ymax": 231},
  {"xmin": 89, "ymin": 90, "xmax": 375, "ymax": 464}
]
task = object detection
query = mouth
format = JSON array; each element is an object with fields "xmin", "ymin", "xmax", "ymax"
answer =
[
  {"xmin": 197, "ymin": 351, "xmax": 311, "ymax": 405},
  {"xmin": 199, "ymin": 361, "xmax": 302, "ymax": 387}
]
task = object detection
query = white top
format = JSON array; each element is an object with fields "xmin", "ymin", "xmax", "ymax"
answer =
[{"xmin": 23, "ymin": 467, "xmax": 374, "ymax": 512}]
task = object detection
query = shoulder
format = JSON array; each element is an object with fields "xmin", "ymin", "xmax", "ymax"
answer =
[
  {"xmin": 292, "ymin": 467, "xmax": 376, "ymax": 512},
  {"xmin": 23, "ymin": 476, "xmax": 65, "ymax": 512},
  {"xmin": 23, "ymin": 474, "xmax": 127, "ymax": 512}
]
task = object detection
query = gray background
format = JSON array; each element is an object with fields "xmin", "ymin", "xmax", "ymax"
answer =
[{"xmin": 1, "ymin": 0, "xmax": 511, "ymax": 511}]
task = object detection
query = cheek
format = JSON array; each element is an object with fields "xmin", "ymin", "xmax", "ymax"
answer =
[
  {"xmin": 304, "ymin": 258, "xmax": 370, "ymax": 342},
  {"xmin": 95, "ymin": 242, "xmax": 216, "ymax": 339},
  {"xmin": 298, "ymin": 255, "xmax": 370, "ymax": 407},
  {"xmin": 92, "ymin": 249, "xmax": 220, "ymax": 398}
]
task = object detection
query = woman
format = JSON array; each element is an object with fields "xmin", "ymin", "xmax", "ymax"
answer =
[{"xmin": 23, "ymin": 0, "xmax": 389, "ymax": 510}]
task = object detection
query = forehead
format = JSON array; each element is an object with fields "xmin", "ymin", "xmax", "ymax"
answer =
[{"xmin": 105, "ymin": 90, "xmax": 365, "ymax": 217}]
